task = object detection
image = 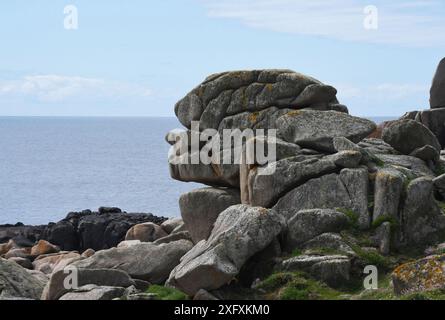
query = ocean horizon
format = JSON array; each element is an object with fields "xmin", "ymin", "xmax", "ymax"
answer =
[{"xmin": 0, "ymin": 115, "xmax": 396, "ymax": 225}]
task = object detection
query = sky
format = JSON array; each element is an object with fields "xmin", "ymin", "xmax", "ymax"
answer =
[{"xmin": 0, "ymin": 0, "xmax": 444, "ymax": 117}]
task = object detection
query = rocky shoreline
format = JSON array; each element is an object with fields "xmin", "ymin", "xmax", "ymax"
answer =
[{"xmin": 3, "ymin": 63, "xmax": 445, "ymax": 300}]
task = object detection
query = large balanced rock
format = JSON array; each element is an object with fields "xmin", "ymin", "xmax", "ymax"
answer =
[
  {"xmin": 167, "ymin": 205, "xmax": 285, "ymax": 296},
  {"xmin": 392, "ymin": 254, "xmax": 445, "ymax": 295},
  {"xmin": 382, "ymin": 119, "xmax": 441, "ymax": 155},
  {"xmin": 430, "ymin": 58, "xmax": 445, "ymax": 109},
  {"xmin": 73, "ymin": 240, "xmax": 193, "ymax": 284},
  {"xmin": 125, "ymin": 222, "xmax": 168, "ymax": 243},
  {"xmin": 0, "ymin": 258, "xmax": 45, "ymax": 300},
  {"xmin": 179, "ymin": 187, "xmax": 241, "ymax": 243},
  {"xmin": 169, "ymin": 70, "xmax": 350, "ymax": 187},
  {"xmin": 175, "ymin": 70, "xmax": 344, "ymax": 130},
  {"xmin": 401, "ymin": 108, "xmax": 445, "ymax": 149}
]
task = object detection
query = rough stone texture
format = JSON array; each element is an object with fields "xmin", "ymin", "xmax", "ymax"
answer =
[
  {"xmin": 153, "ymin": 231, "xmax": 192, "ymax": 245},
  {"xmin": 194, "ymin": 289, "xmax": 219, "ymax": 301},
  {"xmin": 125, "ymin": 222, "xmax": 168, "ymax": 243},
  {"xmin": 433, "ymin": 174, "xmax": 445, "ymax": 200},
  {"xmin": 33, "ymin": 252, "xmax": 81, "ymax": 274},
  {"xmin": 302, "ymin": 233, "xmax": 354, "ymax": 255},
  {"xmin": 276, "ymin": 110, "xmax": 376, "ymax": 152},
  {"xmin": 281, "ymin": 255, "xmax": 350, "ymax": 287},
  {"xmin": 0, "ymin": 258, "xmax": 45, "ymax": 300},
  {"xmin": 430, "ymin": 58, "xmax": 445, "ymax": 109},
  {"xmin": 372, "ymin": 222, "xmax": 391, "ymax": 256},
  {"xmin": 42, "ymin": 268, "xmax": 134, "ymax": 300},
  {"xmin": 243, "ymin": 151, "xmax": 362, "ymax": 209},
  {"xmin": 282, "ymin": 209, "xmax": 350, "ymax": 251},
  {"xmin": 413, "ymin": 108, "xmax": 445, "ymax": 148},
  {"xmin": 59, "ymin": 285, "xmax": 126, "ymax": 301},
  {"xmin": 81, "ymin": 249, "xmax": 95, "ymax": 258},
  {"xmin": 161, "ymin": 218, "xmax": 184, "ymax": 234},
  {"xmin": 30, "ymin": 240, "xmax": 60, "ymax": 256},
  {"xmin": 392, "ymin": 255, "xmax": 445, "ymax": 295},
  {"xmin": 372, "ymin": 168, "xmax": 405, "ymax": 222},
  {"xmin": 73, "ymin": 240, "xmax": 193, "ymax": 284},
  {"xmin": 274, "ymin": 168, "xmax": 369, "ymax": 224},
  {"xmin": 382, "ymin": 120, "xmax": 441, "ymax": 155},
  {"xmin": 175, "ymin": 70, "xmax": 343, "ymax": 130},
  {"xmin": 179, "ymin": 187, "xmax": 241, "ymax": 243},
  {"xmin": 167, "ymin": 205, "xmax": 285, "ymax": 296},
  {"xmin": 410, "ymin": 145, "xmax": 440, "ymax": 162},
  {"xmin": 8, "ymin": 257, "xmax": 33, "ymax": 270},
  {"xmin": 399, "ymin": 177, "xmax": 445, "ymax": 247}
]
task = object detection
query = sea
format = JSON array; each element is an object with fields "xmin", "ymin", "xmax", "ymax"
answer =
[{"xmin": 0, "ymin": 116, "xmax": 395, "ymax": 225}]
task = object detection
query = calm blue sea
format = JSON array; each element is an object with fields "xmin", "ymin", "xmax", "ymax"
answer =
[{"xmin": 0, "ymin": 116, "xmax": 394, "ymax": 225}]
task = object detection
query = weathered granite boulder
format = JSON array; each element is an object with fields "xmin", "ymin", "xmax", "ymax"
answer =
[
  {"xmin": 125, "ymin": 222, "xmax": 168, "ymax": 243},
  {"xmin": 283, "ymin": 209, "xmax": 350, "ymax": 251},
  {"xmin": 73, "ymin": 240, "xmax": 193, "ymax": 284},
  {"xmin": 430, "ymin": 58, "xmax": 445, "ymax": 109},
  {"xmin": 392, "ymin": 254, "xmax": 445, "ymax": 295},
  {"xmin": 42, "ymin": 268, "xmax": 134, "ymax": 300},
  {"xmin": 179, "ymin": 187, "xmax": 241, "ymax": 243},
  {"xmin": 276, "ymin": 110, "xmax": 376, "ymax": 152},
  {"xmin": 273, "ymin": 168, "xmax": 369, "ymax": 226},
  {"xmin": 59, "ymin": 284, "xmax": 126, "ymax": 301},
  {"xmin": 0, "ymin": 258, "xmax": 45, "ymax": 300},
  {"xmin": 175, "ymin": 70, "xmax": 344, "ymax": 130},
  {"xmin": 167, "ymin": 205, "xmax": 285, "ymax": 296},
  {"xmin": 281, "ymin": 255, "xmax": 351, "ymax": 287},
  {"xmin": 242, "ymin": 151, "xmax": 362, "ymax": 208},
  {"xmin": 382, "ymin": 119, "xmax": 441, "ymax": 155}
]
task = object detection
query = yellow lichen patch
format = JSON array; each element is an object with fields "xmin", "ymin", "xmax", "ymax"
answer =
[
  {"xmin": 392, "ymin": 255, "xmax": 445, "ymax": 295},
  {"xmin": 265, "ymin": 83, "xmax": 273, "ymax": 92},
  {"xmin": 249, "ymin": 112, "xmax": 260, "ymax": 123},
  {"xmin": 286, "ymin": 110, "xmax": 302, "ymax": 117}
]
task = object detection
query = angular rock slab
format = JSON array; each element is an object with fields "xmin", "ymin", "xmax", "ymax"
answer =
[
  {"xmin": 382, "ymin": 119, "xmax": 441, "ymax": 155},
  {"xmin": 59, "ymin": 285, "xmax": 125, "ymax": 301},
  {"xmin": 276, "ymin": 110, "xmax": 376, "ymax": 152},
  {"xmin": 283, "ymin": 209, "xmax": 350, "ymax": 251},
  {"xmin": 42, "ymin": 268, "xmax": 134, "ymax": 300},
  {"xmin": 430, "ymin": 58, "xmax": 445, "ymax": 109},
  {"xmin": 243, "ymin": 151, "xmax": 362, "ymax": 209},
  {"xmin": 167, "ymin": 205, "xmax": 286, "ymax": 296},
  {"xmin": 400, "ymin": 177, "xmax": 445, "ymax": 246},
  {"xmin": 179, "ymin": 187, "xmax": 241, "ymax": 243},
  {"xmin": 73, "ymin": 240, "xmax": 193, "ymax": 284},
  {"xmin": 0, "ymin": 258, "xmax": 45, "ymax": 300},
  {"xmin": 273, "ymin": 168, "xmax": 369, "ymax": 227}
]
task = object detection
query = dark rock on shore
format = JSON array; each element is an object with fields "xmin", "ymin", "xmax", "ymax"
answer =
[{"xmin": 0, "ymin": 208, "xmax": 167, "ymax": 252}]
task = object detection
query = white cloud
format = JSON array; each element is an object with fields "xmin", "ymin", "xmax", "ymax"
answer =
[
  {"xmin": 202, "ymin": 0, "xmax": 445, "ymax": 46},
  {"xmin": 0, "ymin": 75, "xmax": 152, "ymax": 102}
]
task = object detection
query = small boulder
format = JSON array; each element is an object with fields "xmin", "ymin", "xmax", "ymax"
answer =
[
  {"xmin": 31, "ymin": 240, "xmax": 60, "ymax": 256},
  {"xmin": 125, "ymin": 222, "xmax": 168, "ymax": 243},
  {"xmin": 81, "ymin": 249, "xmax": 95, "ymax": 258},
  {"xmin": 8, "ymin": 257, "xmax": 33, "ymax": 270},
  {"xmin": 161, "ymin": 218, "xmax": 183, "ymax": 234}
]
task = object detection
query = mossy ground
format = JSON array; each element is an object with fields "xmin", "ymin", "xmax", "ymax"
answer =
[{"xmin": 146, "ymin": 285, "xmax": 189, "ymax": 300}]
